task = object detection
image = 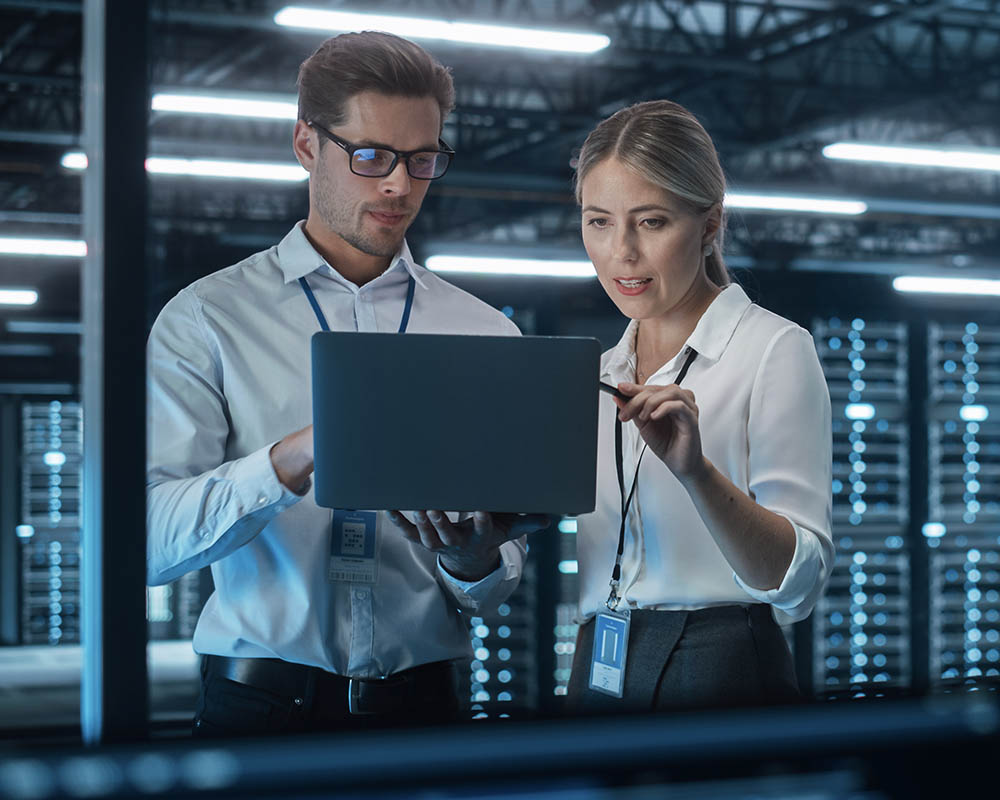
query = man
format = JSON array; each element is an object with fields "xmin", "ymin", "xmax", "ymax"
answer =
[{"xmin": 146, "ymin": 32, "xmax": 545, "ymax": 736}]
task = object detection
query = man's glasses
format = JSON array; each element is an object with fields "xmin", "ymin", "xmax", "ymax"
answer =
[{"xmin": 308, "ymin": 122, "xmax": 454, "ymax": 180}]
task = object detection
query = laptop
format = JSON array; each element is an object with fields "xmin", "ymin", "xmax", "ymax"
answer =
[{"xmin": 311, "ymin": 332, "xmax": 601, "ymax": 514}]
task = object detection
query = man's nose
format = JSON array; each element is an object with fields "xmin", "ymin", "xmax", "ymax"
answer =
[{"xmin": 379, "ymin": 159, "xmax": 411, "ymax": 196}]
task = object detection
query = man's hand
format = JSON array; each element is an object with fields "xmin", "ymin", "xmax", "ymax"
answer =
[
  {"xmin": 269, "ymin": 425, "xmax": 314, "ymax": 493},
  {"xmin": 387, "ymin": 510, "xmax": 550, "ymax": 581}
]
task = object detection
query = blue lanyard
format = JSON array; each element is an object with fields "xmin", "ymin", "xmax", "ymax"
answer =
[{"xmin": 298, "ymin": 274, "xmax": 415, "ymax": 334}]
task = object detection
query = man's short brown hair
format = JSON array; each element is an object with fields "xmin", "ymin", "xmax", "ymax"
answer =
[{"xmin": 296, "ymin": 31, "xmax": 455, "ymax": 133}]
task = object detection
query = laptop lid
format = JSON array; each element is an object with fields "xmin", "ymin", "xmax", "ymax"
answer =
[{"xmin": 311, "ymin": 332, "xmax": 601, "ymax": 514}]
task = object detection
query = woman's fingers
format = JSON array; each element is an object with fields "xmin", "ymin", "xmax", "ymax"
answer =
[
  {"xmin": 618, "ymin": 385, "xmax": 694, "ymax": 422},
  {"xmin": 648, "ymin": 399, "xmax": 696, "ymax": 422}
]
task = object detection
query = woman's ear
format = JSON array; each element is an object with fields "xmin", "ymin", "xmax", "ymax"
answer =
[{"xmin": 702, "ymin": 203, "xmax": 723, "ymax": 246}]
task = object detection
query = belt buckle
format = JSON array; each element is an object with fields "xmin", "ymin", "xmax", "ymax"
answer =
[{"xmin": 347, "ymin": 677, "xmax": 378, "ymax": 715}]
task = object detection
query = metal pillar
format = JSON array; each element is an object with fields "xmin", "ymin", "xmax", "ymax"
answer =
[{"xmin": 81, "ymin": 0, "xmax": 150, "ymax": 743}]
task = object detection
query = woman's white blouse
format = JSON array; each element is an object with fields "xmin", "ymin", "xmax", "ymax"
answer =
[{"xmin": 576, "ymin": 284, "xmax": 834, "ymax": 625}]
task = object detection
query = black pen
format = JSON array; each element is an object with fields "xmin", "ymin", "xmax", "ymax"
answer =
[{"xmin": 599, "ymin": 381, "xmax": 629, "ymax": 401}]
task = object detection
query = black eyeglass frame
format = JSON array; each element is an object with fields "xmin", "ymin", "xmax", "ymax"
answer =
[{"xmin": 308, "ymin": 121, "xmax": 455, "ymax": 180}]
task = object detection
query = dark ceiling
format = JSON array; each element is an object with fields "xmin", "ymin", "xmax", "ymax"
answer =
[{"xmin": 1, "ymin": 0, "xmax": 999, "ymax": 380}]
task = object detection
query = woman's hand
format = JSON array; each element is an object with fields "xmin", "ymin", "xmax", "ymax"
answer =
[{"xmin": 614, "ymin": 382, "xmax": 708, "ymax": 484}]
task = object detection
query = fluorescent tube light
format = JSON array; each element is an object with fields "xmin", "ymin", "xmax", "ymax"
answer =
[
  {"xmin": 62, "ymin": 152, "xmax": 307, "ymax": 182},
  {"xmin": 152, "ymin": 92, "xmax": 298, "ymax": 120},
  {"xmin": 0, "ymin": 289, "xmax": 39, "ymax": 305},
  {"xmin": 146, "ymin": 157, "xmax": 308, "ymax": 182},
  {"xmin": 6, "ymin": 320, "xmax": 81, "ymax": 334},
  {"xmin": 893, "ymin": 276, "xmax": 1000, "ymax": 296},
  {"xmin": 0, "ymin": 237, "xmax": 86, "ymax": 257},
  {"xmin": 274, "ymin": 7, "xmax": 610, "ymax": 54},
  {"xmin": 558, "ymin": 560, "xmax": 579, "ymax": 574},
  {"xmin": 0, "ymin": 343, "xmax": 53, "ymax": 357},
  {"xmin": 725, "ymin": 193, "xmax": 867, "ymax": 215},
  {"xmin": 824, "ymin": 142, "xmax": 1000, "ymax": 173},
  {"xmin": 426, "ymin": 255, "xmax": 595, "ymax": 278}
]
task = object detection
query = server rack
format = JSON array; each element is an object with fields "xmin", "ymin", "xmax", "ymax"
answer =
[
  {"xmin": 811, "ymin": 318, "xmax": 912, "ymax": 694},
  {"xmin": 927, "ymin": 321, "xmax": 1000, "ymax": 686}
]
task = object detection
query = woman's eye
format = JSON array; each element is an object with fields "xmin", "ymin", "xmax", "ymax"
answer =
[
  {"xmin": 640, "ymin": 217, "xmax": 665, "ymax": 229},
  {"xmin": 586, "ymin": 217, "xmax": 609, "ymax": 228}
]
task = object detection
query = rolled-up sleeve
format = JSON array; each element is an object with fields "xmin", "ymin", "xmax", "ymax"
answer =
[
  {"xmin": 146, "ymin": 288, "xmax": 303, "ymax": 586},
  {"xmin": 737, "ymin": 325, "xmax": 834, "ymax": 623}
]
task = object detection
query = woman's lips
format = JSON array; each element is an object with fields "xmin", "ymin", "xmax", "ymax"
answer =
[{"xmin": 614, "ymin": 277, "xmax": 652, "ymax": 296}]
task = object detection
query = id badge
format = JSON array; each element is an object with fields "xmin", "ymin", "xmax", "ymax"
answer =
[
  {"xmin": 328, "ymin": 510, "xmax": 378, "ymax": 584},
  {"xmin": 589, "ymin": 609, "xmax": 630, "ymax": 698}
]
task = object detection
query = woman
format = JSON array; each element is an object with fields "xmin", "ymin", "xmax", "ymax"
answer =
[{"xmin": 568, "ymin": 100, "xmax": 833, "ymax": 711}]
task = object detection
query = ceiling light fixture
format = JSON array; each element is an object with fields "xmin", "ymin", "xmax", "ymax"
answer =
[
  {"xmin": 273, "ymin": 6, "xmax": 610, "ymax": 54},
  {"xmin": 824, "ymin": 142, "xmax": 1000, "ymax": 173},
  {"xmin": 893, "ymin": 276, "xmax": 1000, "ymax": 296},
  {"xmin": 152, "ymin": 92, "xmax": 298, "ymax": 120},
  {"xmin": 0, "ymin": 289, "xmax": 39, "ymax": 305},
  {"xmin": 62, "ymin": 153, "xmax": 307, "ymax": 182},
  {"xmin": 6, "ymin": 320, "xmax": 81, "ymax": 334},
  {"xmin": 425, "ymin": 255, "xmax": 595, "ymax": 278},
  {"xmin": 725, "ymin": 193, "xmax": 867, "ymax": 215},
  {"xmin": 0, "ymin": 237, "xmax": 86, "ymax": 257}
]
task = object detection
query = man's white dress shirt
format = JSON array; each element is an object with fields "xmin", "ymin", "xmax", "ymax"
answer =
[
  {"xmin": 576, "ymin": 284, "xmax": 834, "ymax": 625},
  {"xmin": 147, "ymin": 222, "xmax": 525, "ymax": 677}
]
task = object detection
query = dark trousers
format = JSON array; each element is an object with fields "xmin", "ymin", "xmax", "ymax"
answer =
[
  {"xmin": 193, "ymin": 655, "xmax": 463, "ymax": 737},
  {"xmin": 566, "ymin": 604, "xmax": 800, "ymax": 713}
]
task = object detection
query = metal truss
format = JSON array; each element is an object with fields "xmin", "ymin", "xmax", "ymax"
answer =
[{"xmin": 1, "ymin": 0, "xmax": 999, "ymax": 267}]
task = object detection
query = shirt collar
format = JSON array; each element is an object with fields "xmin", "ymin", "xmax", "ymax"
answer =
[
  {"xmin": 602, "ymin": 283, "xmax": 752, "ymax": 381},
  {"xmin": 276, "ymin": 220, "xmax": 428, "ymax": 290},
  {"xmin": 685, "ymin": 283, "xmax": 752, "ymax": 361}
]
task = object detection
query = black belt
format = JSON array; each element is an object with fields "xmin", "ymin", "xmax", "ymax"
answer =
[{"xmin": 203, "ymin": 655, "xmax": 460, "ymax": 716}]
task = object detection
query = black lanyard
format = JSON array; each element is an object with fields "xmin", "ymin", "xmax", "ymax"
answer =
[
  {"xmin": 607, "ymin": 347, "xmax": 697, "ymax": 610},
  {"xmin": 298, "ymin": 274, "xmax": 416, "ymax": 334}
]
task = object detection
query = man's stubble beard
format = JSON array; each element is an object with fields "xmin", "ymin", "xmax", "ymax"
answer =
[{"xmin": 312, "ymin": 171, "xmax": 409, "ymax": 259}]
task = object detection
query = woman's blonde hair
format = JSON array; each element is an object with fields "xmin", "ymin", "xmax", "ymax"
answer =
[{"xmin": 574, "ymin": 100, "xmax": 730, "ymax": 287}]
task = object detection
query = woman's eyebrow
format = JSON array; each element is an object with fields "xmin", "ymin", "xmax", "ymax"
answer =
[
  {"xmin": 628, "ymin": 204, "xmax": 672, "ymax": 214},
  {"xmin": 582, "ymin": 205, "xmax": 611, "ymax": 213}
]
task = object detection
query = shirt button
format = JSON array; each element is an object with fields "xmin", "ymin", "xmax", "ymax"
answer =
[
  {"xmin": 257, "ymin": 494, "xmax": 268, "ymax": 506},
  {"xmin": 293, "ymin": 697, "xmax": 303, "ymax": 706}
]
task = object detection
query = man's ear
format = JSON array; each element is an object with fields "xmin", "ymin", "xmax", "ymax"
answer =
[{"xmin": 292, "ymin": 119, "xmax": 318, "ymax": 172}]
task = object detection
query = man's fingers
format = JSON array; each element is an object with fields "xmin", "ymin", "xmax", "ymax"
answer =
[
  {"xmin": 387, "ymin": 510, "xmax": 420, "ymax": 542},
  {"xmin": 427, "ymin": 510, "xmax": 462, "ymax": 547},
  {"xmin": 509, "ymin": 513, "xmax": 551, "ymax": 535},
  {"xmin": 472, "ymin": 511, "xmax": 492, "ymax": 539},
  {"xmin": 488, "ymin": 512, "xmax": 551, "ymax": 538},
  {"xmin": 412, "ymin": 510, "xmax": 445, "ymax": 550}
]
